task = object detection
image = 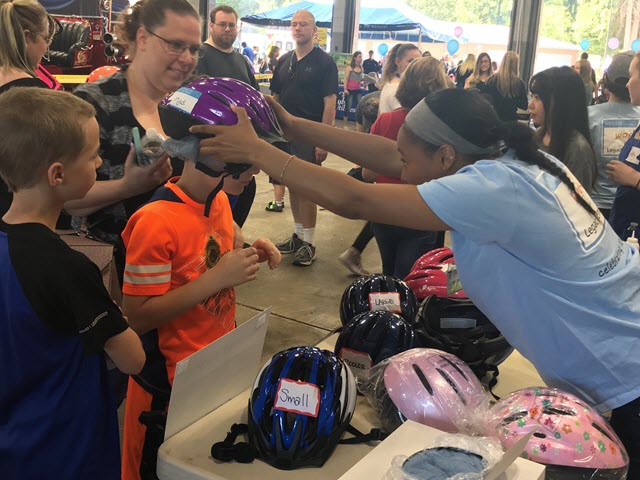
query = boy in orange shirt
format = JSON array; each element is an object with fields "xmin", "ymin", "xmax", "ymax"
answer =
[{"xmin": 120, "ymin": 145, "xmax": 281, "ymax": 478}]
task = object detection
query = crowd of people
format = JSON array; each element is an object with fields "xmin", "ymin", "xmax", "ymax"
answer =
[{"xmin": 1, "ymin": 0, "xmax": 640, "ymax": 478}]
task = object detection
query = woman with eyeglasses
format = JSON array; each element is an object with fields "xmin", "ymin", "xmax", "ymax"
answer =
[
  {"xmin": 0, "ymin": 0, "xmax": 57, "ymax": 216},
  {"xmin": 71, "ymin": 0, "xmax": 200, "ymax": 283}
]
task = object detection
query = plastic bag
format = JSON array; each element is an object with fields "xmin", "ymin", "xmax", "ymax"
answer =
[
  {"xmin": 383, "ymin": 434, "xmax": 503, "ymax": 480},
  {"xmin": 356, "ymin": 348, "xmax": 492, "ymax": 435}
]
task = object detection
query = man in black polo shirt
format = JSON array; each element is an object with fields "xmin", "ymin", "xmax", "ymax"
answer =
[
  {"xmin": 270, "ymin": 9, "xmax": 338, "ymax": 266},
  {"xmin": 363, "ymin": 49, "xmax": 381, "ymax": 92},
  {"xmin": 197, "ymin": 5, "xmax": 258, "ymax": 228}
]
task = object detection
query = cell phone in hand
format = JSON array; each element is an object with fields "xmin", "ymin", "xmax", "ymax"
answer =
[{"xmin": 131, "ymin": 127, "xmax": 145, "ymax": 167}]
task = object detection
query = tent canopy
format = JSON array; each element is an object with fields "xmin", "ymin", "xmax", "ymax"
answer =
[{"xmin": 241, "ymin": 0, "xmax": 464, "ymax": 43}]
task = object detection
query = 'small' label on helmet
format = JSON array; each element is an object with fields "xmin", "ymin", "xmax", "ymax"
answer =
[
  {"xmin": 339, "ymin": 348, "xmax": 373, "ymax": 373},
  {"xmin": 368, "ymin": 292, "xmax": 401, "ymax": 313},
  {"xmin": 274, "ymin": 378, "xmax": 320, "ymax": 417}
]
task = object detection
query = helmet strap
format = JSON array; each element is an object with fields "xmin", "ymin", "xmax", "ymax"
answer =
[
  {"xmin": 203, "ymin": 173, "xmax": 229, "ymax": 218},
  {"xmin": 210, "ymin": 423, "xmax": 258, "ymax": 463},
  {"xmin": 339, "ymin": 424, "xmax": 389, "ymax": 444}
]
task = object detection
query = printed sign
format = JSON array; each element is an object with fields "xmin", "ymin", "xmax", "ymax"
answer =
[
  {"xmin": 168, "ymin": 87, "xmax": 201, "ymax": 115},
  {"xmin": 274, "ymin": 378, "xmax": 320, "ymax": 417},
  {"xmin": 339, "ymin": 347, "xmax": 373, "ymax": 373},
  {"xmin": 602, "ymin": 119, "xmax": 639, "ymax": 157},
  {"xmin": 369, "ymin": 292, "xmax": 401, "ymax": 313}
]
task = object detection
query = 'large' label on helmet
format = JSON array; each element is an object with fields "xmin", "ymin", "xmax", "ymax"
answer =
[
  {"xmin": 339, "ymin": 348, "xmax": 373, "ymax": 374},
  {"xmin": 274, "ymin": 378, "xmax": 320, "ymax": 417},
  {"xmin": 368, "ymin": 292, "xmax": 401, "ymax": 313},
  {"xmin": 167, "ymin": 87, "xmax": 202, "ymax": 115}
]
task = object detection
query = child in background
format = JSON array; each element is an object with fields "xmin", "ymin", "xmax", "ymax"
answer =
[
  {"xmin": 120, "ymin": 142, "xmax": 281, "ymax": 479},
  {"xmin": 0, "ymin": 87, "xmax": 145, "ymax": 479}
]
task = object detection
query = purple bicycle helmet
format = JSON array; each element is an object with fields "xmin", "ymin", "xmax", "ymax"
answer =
[{"xmin": 159, "ymin": 77, "xmax": 287, "ymax": 178}]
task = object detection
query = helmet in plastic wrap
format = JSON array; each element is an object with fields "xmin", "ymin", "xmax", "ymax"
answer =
[
  {"xmin": 334, "ymin": 311, "xmax": 416, "ymax": 377},
  {"xmin": 248, "ymin": 346, "xmax": 357, "ymax": 470},
  {"xmin": 159, "ymin": 77, "xmax": 287, "ymax": 177},
  {"xmin": 492, "ymin": 387, "xmax": 628, "ymax": 480},
  {"xmin": 340, "ymin": 274, "xmax": 418, "ymax": 326},
  {"xmin": 379, "ymin": 348, "xmax": 487, "ymax": 433},
  {"xmin": 404, "ymin": 247, "xmax": 467, "ymax": 300},
  {"xmin": 413, "ymin": 295, "xmax": 513, "ymax": 376}
]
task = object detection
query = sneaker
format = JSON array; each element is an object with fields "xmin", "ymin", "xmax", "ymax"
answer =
[
  {"xmin": 293, "ymin": 242, "xmax": 317, "ymax": 266},
  {"xmin": 338, "ymin": 247, "xmax": 369, "ymax": 276},
  {"xmin": 265, "ymin": 201, "xmax": 284, "ymax": 212},
  {"xmin": 276, "ymin": 233, "xmax": 305, "ymax": 254}
]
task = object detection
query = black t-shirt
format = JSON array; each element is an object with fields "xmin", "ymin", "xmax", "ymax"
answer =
[
  {"xmin": 0, "ymin": 220, "xmax": 128, "ymax": 353},
  {"xmin": 196, "ymin": 44, "xmax": 259, "ymax": 89},
  {"xmin": 482, "ymin": 76, "xmax": 529, "ymax": 122},
  {"xmin": 363, "ymin": 58, "xmax": 381, "ymax": 75},
  {"xmin": 0, "ymin": 78, "xmax": 49, "ymax": 218},
  {"xmin": 270, "ymin": 47, "xmax": 338, "ymax": 122}
]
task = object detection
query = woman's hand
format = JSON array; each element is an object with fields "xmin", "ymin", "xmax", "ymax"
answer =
[
  {"xmin": 191, "ymin": 106, "xmax": 265, "ymax": 165},
  {"xmin": 606, "ymin": 160, "xmax": 640, "ymax": 188},
  {"xmin": 122, "ymin": 146, "xmax": 173, "ymax": 196},
  {"xmin": 251, "ymin": 238, "xmax": 281, "ymax": 269},
  {"xmin": 264, "ymin": 96, "xmax": 296, "ymax": 138}
]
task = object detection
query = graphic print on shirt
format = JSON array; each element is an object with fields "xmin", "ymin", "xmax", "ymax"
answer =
[{"xmin": 172, "ymin": 229, "xmax": 235, "ymax": 330}]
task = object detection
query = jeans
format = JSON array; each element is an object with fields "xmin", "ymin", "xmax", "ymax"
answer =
[
  {"xmin": 372, "ymin": 223, "xmax": 442, "ymax": 279},
  {"xmin": 345, "ymin": 90, "xmax": 362, "ymax": 119}
]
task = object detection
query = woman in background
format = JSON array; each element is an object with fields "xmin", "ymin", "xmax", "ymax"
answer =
[
  {"xmin": 378, "ymin": 43, "xmax": 421, "ymax": 113},
  {"xmin": 465, "ymin": 52, "xmax": 493, "ymax": 90},
  {"xmin": 455, "ymin": 53, "xmax": 475, "ymax": 89},
  {"xmin": 344, "ymin": 50, "xmax": 364, "ymax": 119},
  {"xmin": 483, "ymin": 51, "xmax": 529, "ymax": 121}
]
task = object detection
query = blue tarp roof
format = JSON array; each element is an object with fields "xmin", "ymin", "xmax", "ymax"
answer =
[{"xmin": 241, "ymin": 1, "xmax": 464, "ymax": 42}]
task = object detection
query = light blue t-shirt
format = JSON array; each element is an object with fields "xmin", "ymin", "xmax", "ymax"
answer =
[
  {"xmin": 417, "ymin": 150, "xmax": 640, "ymax": 412},
  {"xmin": 588, "ymin": 102, "xmax": 640, "ymax": 209}
]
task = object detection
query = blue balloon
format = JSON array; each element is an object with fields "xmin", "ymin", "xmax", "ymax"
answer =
[
  {"xmin": 378, "ymin": 43, "xmax": 388, "ymax": 56},
  {"xmin": 447, "ymin": 39, "xmax": 459, "ymax": 56},
  {"xmin": 579, "ymin": 39, "xmax": 590, "ymax": 51},
  {"xmin": 632, "ymin": 39, "xmax": 640, "ymax": 52}
]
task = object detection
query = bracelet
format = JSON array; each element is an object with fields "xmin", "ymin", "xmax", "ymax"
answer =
[
  {"xmin": 279, "ymin": 155, "xmax": 295, "ymax": 184},
  {"xmin": 635, "ymin": 177, "xmax": 640, "ymax": 190}
]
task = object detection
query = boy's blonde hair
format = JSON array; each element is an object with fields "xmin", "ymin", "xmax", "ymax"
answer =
[
  {"xmin": 0, "ymin": 88, "xmax": 95, "ymax": 192},
  {"xmin": 0, "ymin": 0, "xmax": 53, "ymax": 76},
  {"xmin": 395, "ymin": 56, "xmax": 454, "ymax": 110}
]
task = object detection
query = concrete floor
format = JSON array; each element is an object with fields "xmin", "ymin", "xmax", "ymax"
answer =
[{"xmin": 234, "ymin": 151, "xmax": 382, "ymax": 359}]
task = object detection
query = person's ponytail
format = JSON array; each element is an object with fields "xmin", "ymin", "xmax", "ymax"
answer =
[{"xmin": 502, "ymin": 122, "xmax": 598, "ymax": 218}]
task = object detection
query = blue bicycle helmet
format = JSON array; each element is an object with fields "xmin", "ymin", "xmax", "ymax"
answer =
[
  {"xmin": 248, "ymin": 346, "xmax": 357, "ymax": 470},
  {"xmin": 340, "ymin": 274, "xmax": 418, "ymax": 326},
  {"xmin": 335, "ymin": 311, "xmax": 416, "ymax": 377}
]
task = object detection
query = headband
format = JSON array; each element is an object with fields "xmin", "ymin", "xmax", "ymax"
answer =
[{"xmin": 404, "ymin": 100, "xmax": 497, "ymax": 156}]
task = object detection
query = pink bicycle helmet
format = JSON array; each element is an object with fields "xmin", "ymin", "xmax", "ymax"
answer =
[
  {"xmin": 492, "ymin": 387, "xmax": 628, "ymax": 480},
  {"xmin": 380, "ymin": 348, "xmax": 487, "ymax": 433},
  {"xmin": 404, "ymin": 248, "xmax": 467, "ymax": 300}
]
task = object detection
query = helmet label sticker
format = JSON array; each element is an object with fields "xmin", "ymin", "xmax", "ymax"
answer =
[
  {"xmin": 167, "ymin": 87, "xmax": 202, "ymax": 115},
  {"xmin": 339, "ymin": 348, "xmax": 373, "ymax": 373},
  {"xmin": 274, "ymin": 378, "xmax": 320, "ymax": 417},
  {"xmin": 440, "ymin": 317, "xmax": 477, "ymax": 329},
  {"xmin": 369, "ymin": 292, "xmax": 401, "ymax": 313}
]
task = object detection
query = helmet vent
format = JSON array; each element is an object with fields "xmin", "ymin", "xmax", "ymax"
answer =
[
  {"xmin": 412, "ymin": 364, "xmax": 434, "ymax": 395},
  {"xmin": 436, "ymin": 367, "xmax": 466, "ymax": 406},
  {"xmin": 439, "ymin": 355, "xmax": 469, "ymax": 382},
  {"xmin": 533, "ymin": 432, "xmax": 547, "ymax": 439},
  {"xmin": 591, "ymin": 422, "xmax": 615, "ymax": 443},
  {"xmin": 543, "ymin": 406, "xmax": 576, "ymax": 416},
  {"xmin": 501, "ymin": 411, "xmax": 527, "ymax": 424}
]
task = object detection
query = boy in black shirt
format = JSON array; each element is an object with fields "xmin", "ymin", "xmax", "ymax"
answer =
[{"xmin": 0, "ymin": 88, "xmax": 144, "ymax": 479}]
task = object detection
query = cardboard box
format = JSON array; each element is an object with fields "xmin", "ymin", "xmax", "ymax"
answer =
[
  {"xmin": 58, "ymin": 230, "xmax": 121, "ymax": 305},
  {"xmin": 339, "ymin": 421, "xmax": 545, "ymax": 480}
]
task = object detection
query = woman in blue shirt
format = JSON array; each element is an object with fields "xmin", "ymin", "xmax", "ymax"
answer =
[{"xmin": 194, "ymin": 87, "xmax": 640, "ymax": 478}]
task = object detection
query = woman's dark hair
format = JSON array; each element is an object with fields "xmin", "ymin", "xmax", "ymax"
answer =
[
  {"xmin": 117, "ymin": 0, "xmax": 199, "ymax": 51},
  {"xmin": 415, "ymin": 88, "xmax": 598, "ymax": 218},
  {"xmin": 529, "ymin": 67, "xmax": 596, "ymax": 172}
]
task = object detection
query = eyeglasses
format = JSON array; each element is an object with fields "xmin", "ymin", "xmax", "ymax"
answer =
[
  {"xmin": 288, "ymin": 53, "xmax": 297, "ymax": 79},
  {"xmin": 146, "ymin": 29, "xmax": 202, "ymax": 58},
  {"xmin": 31, "ymin": 31, "xmax": 55, "ymax": 46},
  {"xmin": 213, "ymin": 22, "xmax": 237, "ymax": 30}
]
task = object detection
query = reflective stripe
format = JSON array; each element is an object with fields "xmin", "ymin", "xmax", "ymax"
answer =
[
  {"xmin": 123, "ymin": 273, "xmax": 171, "ymax": 285},
  {"xmin": 125, "ymin": 263, "xmax": 171, "ymax": 274}
]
